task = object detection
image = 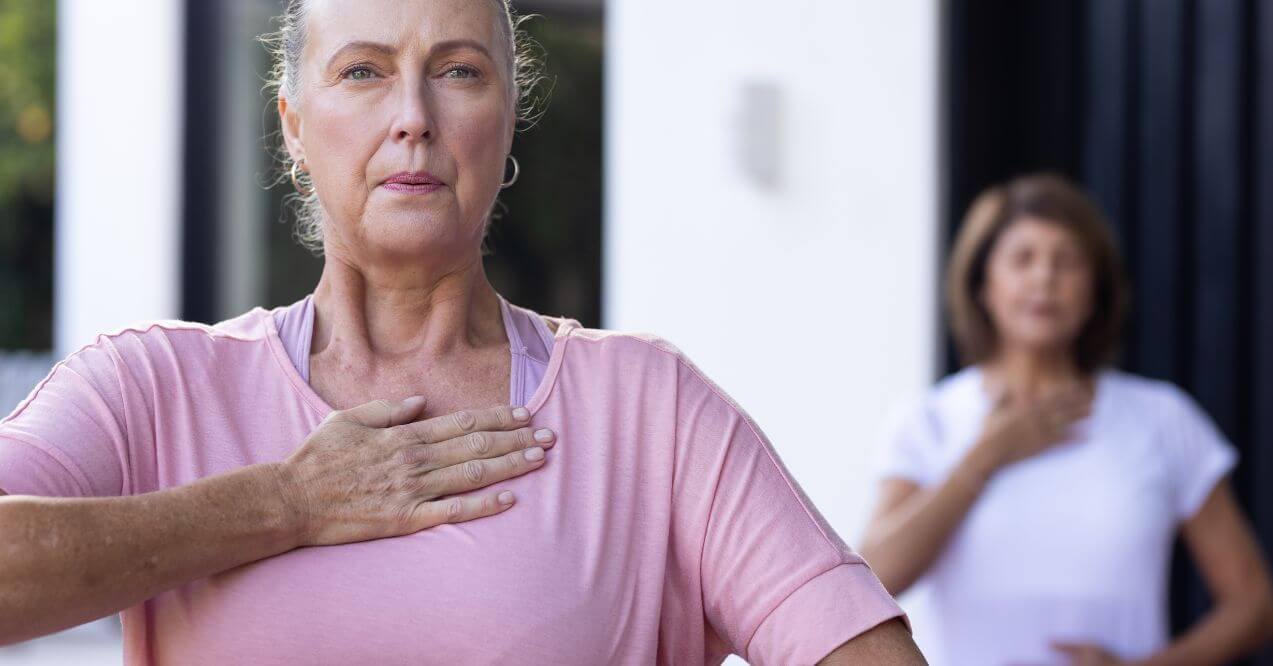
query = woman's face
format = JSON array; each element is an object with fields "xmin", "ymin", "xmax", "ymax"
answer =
[
  {"xmin": 279, "ymin": 0, "xmax": 515, "ymax": 265},
  {"xmin": 982, "ymin": 216, "xmax": 1095, "ymax": 357}
]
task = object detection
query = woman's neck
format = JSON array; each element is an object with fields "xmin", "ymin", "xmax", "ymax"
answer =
[
  {"xmin": 982, "ymin": 346, "xmax": 1090, "ymax": 401},
  {"xmin": 309, "ymin": 253, "xmax": 506, "ymax": 364}
]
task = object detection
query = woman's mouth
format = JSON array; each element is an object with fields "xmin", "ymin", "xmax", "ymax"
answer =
[{"xmin": 382, "ymin": 171, "xmax": 445, "ymax": 194}]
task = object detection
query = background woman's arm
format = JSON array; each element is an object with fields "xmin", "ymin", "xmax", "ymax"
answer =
[
  {"xmin": 858, "ymin": 446, "xmax": 998, "ymax": 596},
  {"xmin": 861, "ymin": 387, "xmax": 1090, "ymax": 595},
  {"xmin": 1109, "ymin": 481, "xmax": 1273, "ymax": 665}
]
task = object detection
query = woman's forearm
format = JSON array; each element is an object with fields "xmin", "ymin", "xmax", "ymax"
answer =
[
  {"xmin": 860, "ymin": 443, "xmax": 999, "ymax": 596},
  {"xmin": 0, "ymin": 463, "xmax": 300, "ymax": 645},
  {"xmin": 1138, "ymin": 593, "xmax": 1273, "ymax": 666}
]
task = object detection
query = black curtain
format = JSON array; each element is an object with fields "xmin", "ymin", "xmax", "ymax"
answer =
[
  {"xmin": 945, "ymin": 1, "xmax": 1273, "ymax": 663},
  {"xmin": 181, "ymin": 0, "xmax": 224, "ymax": 324}
]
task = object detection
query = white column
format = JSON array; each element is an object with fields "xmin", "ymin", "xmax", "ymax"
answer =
[
  {"xmin": 606, "ymin": 0, "xmax": 940, "ymax": 654},
  {"xmin": 56, "ymin": 0, "xmax": 185, "ymax": 355}
]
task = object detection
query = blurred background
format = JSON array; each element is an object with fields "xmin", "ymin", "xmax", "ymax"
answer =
[{"xmin": 0, "ymin": 0, "xmax": 1270, "ymax": 663}]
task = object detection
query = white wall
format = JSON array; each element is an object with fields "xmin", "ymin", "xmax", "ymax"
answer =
[
  {"xmin": 56, "ymin": 0, "xmax": 185, "ymax": 356},
  {"xmin": 605, "ymin": 0, "xmax": 940, "ymax": 658},
  {"xmin": 40, "ymin": 3, "xmax": 184, "ymax": 658}
]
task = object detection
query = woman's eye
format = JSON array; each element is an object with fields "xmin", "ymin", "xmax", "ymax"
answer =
[
  {"xmin": 443, "ymin": 65, "xmax": 478, "ymax": 80},
  {"xmin": 343, "ymin": 66, "xmax": 377, "ymax": 81}
]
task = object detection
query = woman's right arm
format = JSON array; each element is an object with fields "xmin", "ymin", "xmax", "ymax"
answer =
[
  {"xmin": 858, "ymin": 446, "xmax": 1000, "ymax": 596},
  {"xmin": 859, "ymin": 388, "xmax": 1090, "ymax": 596},
  {"xmin": 0, "ymin": 397, "xmax": 555, "ymax": 645}
]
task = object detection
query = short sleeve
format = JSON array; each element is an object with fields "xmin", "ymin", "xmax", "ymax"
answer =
[
  {"xmin": 667, "ymin": 354, "xmax": 906, "ymax": 665},
  {"xmin": 873, "ymin": 399, "xmax": 942, "ymax": 487},
  {"xmin": 0, "ymin": 341, "xmax": 130, "ymax": 498},
  {"xmin": 1159, "ymin": 386, "xmax": 1238, "ymax": 522}
]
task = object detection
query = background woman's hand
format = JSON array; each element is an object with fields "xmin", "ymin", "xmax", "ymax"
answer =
[
  {"xmin": 274, "ymin": 397, "xmax": 556, "ymax": 547},
  {"xmin": 975, "ymin": 383, "xmax": 1092, "ymax": 473},
  {"xmin": 1051, "ymin": 641, "xmax": 1128, "ymax": 665}
]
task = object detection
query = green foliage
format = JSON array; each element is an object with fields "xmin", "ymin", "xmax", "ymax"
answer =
[{"xmin": 0, "ymin": 0, "xmax": 56, "ymax": 349}]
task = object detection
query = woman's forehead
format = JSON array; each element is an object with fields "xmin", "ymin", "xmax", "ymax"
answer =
[
  {"xmin": 999, "ymin": 217, "xmax": 1084, "ymax": 250},
  {"xmin": 305, "ymin": 0, "xmax": 504, "ymax": 58}
]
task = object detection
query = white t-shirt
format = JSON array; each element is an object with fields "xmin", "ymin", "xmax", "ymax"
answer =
[{"xmin": 877, "ymin": 367, "xmax": 1237, "ymax": 666}]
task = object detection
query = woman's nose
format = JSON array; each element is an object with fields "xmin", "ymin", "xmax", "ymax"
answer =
[
  {"xmin": 1033, "ymin": 259, "xmax": 1061, "ymax": 288},
  {"xmin": 390, "ymin": 83, "xmax": 433, "ymax": 142}
]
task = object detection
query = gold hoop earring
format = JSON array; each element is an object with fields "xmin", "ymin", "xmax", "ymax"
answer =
[
  {"xmin": 500, "ymin": 155, "xmax": 520, "ymax": 189},
  {"xmin": 290, "ymin": 160, "xmax": 313, "ymax": 196}
]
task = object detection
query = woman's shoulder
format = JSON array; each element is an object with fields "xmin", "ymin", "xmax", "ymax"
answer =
[
  {"xmin": 7, "ymin": 308, "xmax": 280, "ymax": 430},
  {"xmin": 1097, "ymin": 369, "xmax": 1210, "ymax": 423},
  {"xmin": 54, "ymin": 308, "xmax": 278, "ymax": 380},
  {"xmin": 87, "ymin": 308, "xmax": 272, "ymax": 351},
  {"xmin": 558, "ymin": 324, "xmax": 691, "ymax": 369},
  {"xmin": 908, "ymin": 365, "xmax": 984, "ymax": 418}
]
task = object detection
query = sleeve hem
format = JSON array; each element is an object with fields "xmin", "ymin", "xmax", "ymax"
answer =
[
  {"xmin": 1177, "ymin": 444, "xmax": 1238, "ymax": 522},
  {"xmin": 0, "ymin": 434, "xmax": 92, "ymax": 496},
  {"xmin": 743, "ymin": 562, "xmax": 907, "ymax": 665}
]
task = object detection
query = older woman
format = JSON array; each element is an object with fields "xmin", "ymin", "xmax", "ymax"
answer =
[
  {"xmin": 860, "ymin": 173, "xmax": 1273, "ymax": 665},
  {"xmin": 0, "ymin": 1, "xmax": 919, "ymax": 664}
]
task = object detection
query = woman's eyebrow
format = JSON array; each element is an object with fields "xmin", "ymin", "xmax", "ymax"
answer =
[
  {"xmin": 427, "ymin": 39, "xmax": 494, "ymax": 61},
  {"xmin": 324, "ymin": 39, "xmax": 495, "ymax": 70},
  {"xmin": 325, "ymin": 40, "xmax": 397, "ymax": 69}
]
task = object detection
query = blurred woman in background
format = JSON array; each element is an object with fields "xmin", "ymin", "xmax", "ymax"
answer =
[{"xmin": 860, "ymin": 173, "xmax": 1273, "ymax": 665}]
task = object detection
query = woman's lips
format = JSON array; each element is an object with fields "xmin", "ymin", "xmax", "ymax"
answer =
[{"xmin": 382, "ymin": 171, "xmax": 445, "ymax": 194}]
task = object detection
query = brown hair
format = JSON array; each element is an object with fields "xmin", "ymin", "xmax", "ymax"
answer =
[{"xmin": 945, "ymin": 173, "xmax": 1129, "ymax": 373}]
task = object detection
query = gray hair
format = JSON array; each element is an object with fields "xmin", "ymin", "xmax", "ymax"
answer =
[{"xmin": 261, "ymin": 0, "xmax": 546, "ymax": 254}]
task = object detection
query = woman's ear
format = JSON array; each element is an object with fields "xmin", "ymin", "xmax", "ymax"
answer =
[{"xmin": 279, "ymin": 94, "xmax": 305, "ymax": 164}]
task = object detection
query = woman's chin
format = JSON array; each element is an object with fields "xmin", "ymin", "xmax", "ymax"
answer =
[
  {"xmin": 1006, "ymin": 333, "xmax": 1078, "ymax": 357},
  {"xmin": 356, "ymin": 220, "xmax": 477, "ymax": 261}
]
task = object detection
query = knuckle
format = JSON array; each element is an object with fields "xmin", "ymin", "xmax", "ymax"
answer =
[
  {"xmin": 414, "ymin": 421, "xmax": 440, "ymax": 444},
  {"xmin": 415, "ymin": 474, "xmax": 440, "ymax": 500},
  {"xmin": 406, "ymin": 445, "xmax": 433, "ymax": 468},
  {"xmin": 445, "ymin": 498, "xmax": 465, "ymax": 522},
  {"xmin": 453, "ymin": 410, "xmax": 477, "ymax": 433},
  {"xmin": 516, "ymin": 427, "xmax": 534, "ymax": 447},
  {"xmin": 393, "ymin": 503, "xmax": 420, "ymax": 533},
  {"xmin": 467, "ymin": 432, "xmax": 492, "ymax": 457},
  {"xmin": 463, "ymin": 460, "xmax": 485, "ymax": 485},
  {"xmin": 394, "ymin": 422, "xmax": 421, "ymax": 444}
]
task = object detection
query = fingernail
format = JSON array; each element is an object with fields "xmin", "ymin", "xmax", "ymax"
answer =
[
  {"xmin": 405, "ymin": 396, "xmax": 426, "ymax": 407},
  {"xmin": 498, "ymin": 491, "xmax": 515, "ymax": 505},
  {"xmin": 534, "ymin": 428, "xmax": 554, "ymax": 443},
  {"xmin": 524, "ymin": 447, "xmax": 545, "ymax": 462},
  {"xmin": 512, "ymin": 407, "xmax": 530, "ymax": 421}
]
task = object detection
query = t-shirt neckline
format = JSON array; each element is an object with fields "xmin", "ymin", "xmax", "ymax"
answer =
[
  {"xmin": 967, "ymin": 364, "xmax": 1112, "ymax": 422},
  {"xmin": 260, "ymin": 299, "xmax": 577, "ymax": 420}
]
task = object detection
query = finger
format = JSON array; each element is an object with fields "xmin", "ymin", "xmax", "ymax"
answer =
[
  {"xmin": 392, "ymin": 404, "xmax": 532, "ymax": 445},
  {"xmin": 409, "ymin": 490, "xmax": 517, "ymax": 531},
  {"xmin": 989, "ymin": 384, "xmax": 1014, "ymax": 410},
  {"xmin": 336, "ymin": 396, "xmax": 428, "ymax": 428},
  {"xmin": 1049, "ymin": 641, "xmax": 1098, "ymax": 658},
  {"xmin": 410, "ymin": 427, "xmax": 555, "ymax": 471},
  {"xmin": 1054, "ymin": 400, "xmax": 1093, "ymax": 425},
  {"xmin": 425, "ymin": 447, "xmax": 548, "ymax": 497}
]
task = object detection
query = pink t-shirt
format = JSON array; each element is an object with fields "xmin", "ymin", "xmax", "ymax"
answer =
[{"xmin": 0, "ymin": 300, "xmax": 903, "ymax": 665}]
